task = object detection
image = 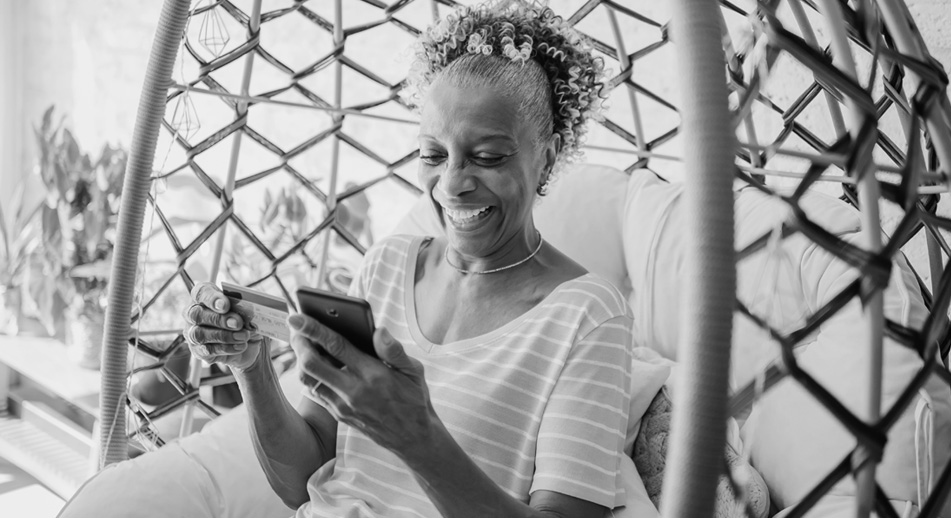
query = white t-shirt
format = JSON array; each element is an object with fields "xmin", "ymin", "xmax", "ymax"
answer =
[{"xmin": 298, "ymin": 235, "xmax": 633, "ymax": 517}]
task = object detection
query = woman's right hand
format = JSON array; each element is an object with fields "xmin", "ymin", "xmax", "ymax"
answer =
[{"xmin": 183, "ymin": 281, "xmax": 265, "ymax": 373}]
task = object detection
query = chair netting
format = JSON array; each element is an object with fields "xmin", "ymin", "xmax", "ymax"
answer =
[{"xmin": 102, "ymin": 0, "xmax": 951, "ymax": 516}]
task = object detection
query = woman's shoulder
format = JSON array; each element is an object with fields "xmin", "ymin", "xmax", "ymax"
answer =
[
  {"xmin": 549, "ymin": 273, "xmax": 632, "ymax": 323},
  {"xmin": 352, "ymin": 234, "xmax": 426, "ymax": 292},
  {"xmin": 536, "ymin": 242, "xmax": 629, "ymax": 320},
  {"xmin": 362, "ymin": 234, "xmax": 425, "ymax": 266}
]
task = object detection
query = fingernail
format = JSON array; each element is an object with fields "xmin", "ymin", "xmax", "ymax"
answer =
[
  {"xmin": 380, "ymin": 327, "xmax": 394, "ymax": 344},
  {"xmin": 226, "ymin": 317, "xmax": 239, "ymax": 329},
  {"xmin": 234, "ymin": 331, "xmax": 249, "ymax": 341},
  {"xmin": 214, "ymin": 299, "xmax": 226, "ymax": 311},
  {"xmin": 287, "ymin": 314, "xmax": 304, "ymax": 330}
]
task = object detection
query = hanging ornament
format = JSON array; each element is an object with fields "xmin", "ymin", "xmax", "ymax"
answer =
[
  {"xmin": 169, "ymin": 91, "xmax": 201, "ymax": 141},
  {"xmin": 198, "ymin": 2, "xmax": 230, "ymax": 58}
]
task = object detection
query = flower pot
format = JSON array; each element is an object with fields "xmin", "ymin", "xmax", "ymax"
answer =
[{"xmin": 66, "ymin": 305, "xmax": 105, "ymax": 370}]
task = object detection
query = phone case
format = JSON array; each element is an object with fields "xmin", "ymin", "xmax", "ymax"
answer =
[{"xmin": 296, "ymin": 287, "xmax": 377, "ymax": 367}]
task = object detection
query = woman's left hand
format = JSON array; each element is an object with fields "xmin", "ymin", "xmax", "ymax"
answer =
[{"xmin": 287, "ymin": 313, "xmax": 436, "ymax": 460}]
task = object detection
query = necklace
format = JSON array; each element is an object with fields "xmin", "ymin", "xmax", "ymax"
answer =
[{"xmin": 444, "ymin": 231, "xmax": 544, "ymax": 275}]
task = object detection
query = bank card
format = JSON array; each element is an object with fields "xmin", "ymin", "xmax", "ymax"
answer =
[{"xmin": 220, "ymin": 281, "xmax": 290, "ymax": 343}]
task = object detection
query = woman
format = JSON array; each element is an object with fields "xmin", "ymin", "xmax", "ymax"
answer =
[{"xmin": 183, "ymin": 4, "xmax": 633, "ymax": 517}]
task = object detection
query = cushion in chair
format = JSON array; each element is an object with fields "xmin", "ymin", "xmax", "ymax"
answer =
[
  {"xmin": 621, "ymin": 171, "xmax": 951, "ymax": 514},
  {"xmin": 59, "ymin": 369, "xmax": 305, "ymax": 518},
  {"xmin": 59, "ymin": 443, "xmax": 222, "ymax": 518},
  {"xmin": 631, "ymin": 386, "xmax": 771, "ymax": 518}
]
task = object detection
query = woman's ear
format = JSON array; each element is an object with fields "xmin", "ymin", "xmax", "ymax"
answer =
[
  {"xmin": 544, "ymin": 133, "xmax": 562, "ymax": 173},
  {"xmin": 537, "ymin": 133, "xmax": 561, "ymax": 193}
]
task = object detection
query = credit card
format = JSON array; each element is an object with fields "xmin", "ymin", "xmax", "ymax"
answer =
[{"xmin": 220, "ymin": 281, "xmax": 290, "ymax": 343}]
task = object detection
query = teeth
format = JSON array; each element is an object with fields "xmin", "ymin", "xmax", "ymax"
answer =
[{"xmin": 444, "ymin": 206, "xmax": 490, "ymax": 222}]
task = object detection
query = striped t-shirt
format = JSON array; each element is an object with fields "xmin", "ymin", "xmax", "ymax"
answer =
[{"xmin": 298, "ymin": 235, "xmax": 633, "ymax": 517}]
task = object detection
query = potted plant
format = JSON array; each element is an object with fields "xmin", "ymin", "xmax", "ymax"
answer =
[
  {"xmin": 0, "ymin": 181, "xmax": 44, "ymax": 335},
  {"xmin": 22, "ymin": 106, "xmax": 127, "ymax": 368}
]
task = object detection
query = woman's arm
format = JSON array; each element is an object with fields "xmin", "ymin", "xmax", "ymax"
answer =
[
  {"xmin": 234, "ymin": 349, "xmax": 338, "ymax": 509},
  {"xmin": 287, "ymin": 314, "xmax": 611, "ymax": 518},
  {"xmin": 184, "ymin": 282, "xmax": 339, "ymax": 508}
]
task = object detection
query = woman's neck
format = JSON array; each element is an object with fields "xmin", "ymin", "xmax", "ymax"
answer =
[{"xmin": 443, "ymin": 229, "xmax": 542, "ymax": 275}]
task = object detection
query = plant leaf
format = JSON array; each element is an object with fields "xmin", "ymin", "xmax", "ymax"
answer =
[
  {"xmin": 41, "ymin": 106, "xmax": 54, "ymax": 132},
  {"xmin": 22, "ymin": 254, "xmax": 57, "ymax": 335},
  {"xmin": 70, "ymin": 259, "xmax": 111, "ymax": 280},
  {"xmin": 62, "ymin": 129, "xmax": 82, "ymax": 172}
]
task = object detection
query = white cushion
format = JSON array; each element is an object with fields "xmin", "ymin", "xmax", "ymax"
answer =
[
  {"xmin": 621, "ymin": 172, "xmax": 685, "ymax": 358},
  {"xmin": 60, "ymin": 370, "xmax": 305, "ymax": 518},
  {"xmin": 622, "ymin": 173, "xmax": 862, "ymax": 374},
  {"xmin": 626, "ymin": 349, "xmax": 673, "ymax": 455},
  {"xmin": 175, "ymin": 369, "xmax": 304, "ymax": 518},
  {"xmin": 621, "ymin": 172, "xmax": 951, "ymax": 512},
  {"xmin": 743, "ymin": 235, "xmax": 951, "ymax": 511},
  {"xmin": 771, "ymin": 494, "xmax": 917, "ymax": 518},
  {"xmin": 392, "ymin": 163, "xmax": 632, "ymax": 298},
  {"xmin": 536, "ymin": 164, "xmax": 632, "ymax": 297},
  {"xmin": 59, "ymin": 443, "xmax": 221, "ymax": 518},
  {"xmin": 608, "ymin": 454, "xmax": 660, "ymax": 518}
]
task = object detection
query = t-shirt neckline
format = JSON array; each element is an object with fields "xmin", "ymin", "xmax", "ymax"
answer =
[{"xmin": 403, "ymin": 235, "xmax": 591, "ymax": 354}]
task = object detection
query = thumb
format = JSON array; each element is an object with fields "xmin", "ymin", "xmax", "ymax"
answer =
[{"xmin": 374, "ymin": 328, "xmax": 415, "ymax": 371}]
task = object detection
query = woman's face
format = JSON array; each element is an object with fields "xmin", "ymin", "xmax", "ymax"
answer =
[{"xmin": 418, "ymin": 78, "xmax": 556, "ymax": 261}]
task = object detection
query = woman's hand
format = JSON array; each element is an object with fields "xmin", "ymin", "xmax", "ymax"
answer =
[
  {"xmin": 183, "ymin": 282, "xmax": 265, "ymax": 373},
  {"xmin": 287, "ymin": 313, "xmax": 435, "ymax": 459}
]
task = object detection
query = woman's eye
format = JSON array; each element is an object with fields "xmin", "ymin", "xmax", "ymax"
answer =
[
  {"xmin": 420, "ymin": 155, "xmax": 446, "ymax": 166},
  {"xmin": 472, "ymin": 155, "xmax": 506, "ymax": 167}
]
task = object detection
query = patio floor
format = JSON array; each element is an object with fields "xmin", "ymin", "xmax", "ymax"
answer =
[{"xmin": 0, "ymin": 454, "xmax": 65, "ymax": 518}]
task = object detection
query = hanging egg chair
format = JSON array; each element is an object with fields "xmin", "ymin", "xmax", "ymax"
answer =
[{"xmin": 63, "ymin": 0, "xmax": 951, "ymax": 517}]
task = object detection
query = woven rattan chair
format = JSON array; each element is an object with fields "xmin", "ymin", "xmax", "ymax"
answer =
[{"xmin": 65, "ymin": 1, "xmax": 951, "ymax": 517}]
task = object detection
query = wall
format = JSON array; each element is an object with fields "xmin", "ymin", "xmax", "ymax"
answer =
[
  {"xmin": 0, "ymin": 2, "xmax": 22, "ymax": 214},
  {"xmin": 908, "ymin": 0, "xmax": 951, "ymax": 67},
  {"xmin": 11, "ymin": 1, "xmax": 164, "ymax": 170}
]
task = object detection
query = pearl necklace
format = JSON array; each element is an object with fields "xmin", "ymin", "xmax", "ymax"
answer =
[{"xmin": 444, "ymin": 231, "xmax": 544, "ymax": 275}]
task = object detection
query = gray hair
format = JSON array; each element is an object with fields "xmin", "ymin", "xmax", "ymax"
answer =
[{"xmin": 434, "ymin": 53, "xmax": 555, "ymax": 148}]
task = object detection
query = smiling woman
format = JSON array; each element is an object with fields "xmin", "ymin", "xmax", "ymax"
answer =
[
  {"xmin": 418, "ymin": 75, "xmax": 553, "ymax": 271},
  {"xmin": 181, "ymin": 3, "xmax": 633, "ymax": 518}
]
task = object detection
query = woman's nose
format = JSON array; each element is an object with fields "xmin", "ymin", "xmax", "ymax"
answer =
[{"xmin": 437, "ymin": 159, "xmax": 477, "ymax": 197}]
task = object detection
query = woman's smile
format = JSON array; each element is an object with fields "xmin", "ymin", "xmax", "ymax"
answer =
[{"xmin": 442, "ymin": 205, "xmax": 494, "ymax": 231}]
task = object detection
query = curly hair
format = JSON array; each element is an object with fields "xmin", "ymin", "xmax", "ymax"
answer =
[{"xmin": 405, "ymin": 1, "xmax": 609, "ymax": 192}]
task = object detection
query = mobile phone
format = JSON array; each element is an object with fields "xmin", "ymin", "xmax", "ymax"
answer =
[{"xmin": 296, "ymin": 287, "xmax": 377, "ymax": 368}]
